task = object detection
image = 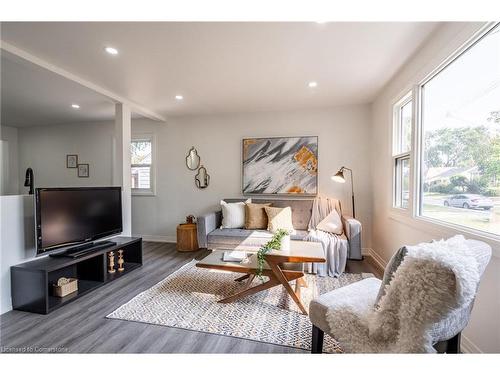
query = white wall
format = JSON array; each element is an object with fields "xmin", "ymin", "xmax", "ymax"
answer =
[
  {"xmin": 17, "ymin": 122, "xmax": 115, "ymax": 189},
  {"xmin": 371, "ymin": 22, "xmax": 500, "ymax": 353},
  {"xmin": 0, "ymin": 119, "xmax": 135, "ymax": 313},
  {"xmin": 131, "ymin": 105, "xmax": 373, "ymax": 248},
  {"xmin": 0, "ymin": 125, "xmax": 20, "ymax": 195},
  {"xmin": 0, "ymin": 195, "xmax": 36, "ymax": 314}
]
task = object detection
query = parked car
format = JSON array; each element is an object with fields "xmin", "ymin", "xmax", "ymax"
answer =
[{"xmin": 443, "ymin": 194, "xmax": 494, "ymax": 210}]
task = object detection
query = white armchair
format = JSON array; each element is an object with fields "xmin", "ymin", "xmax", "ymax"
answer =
[{"xmin": 309, "ymin": 237, "xmax": 491, "ymax": 353}]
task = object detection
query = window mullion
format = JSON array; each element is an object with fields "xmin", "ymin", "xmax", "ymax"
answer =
[{"xmin": 392, "ymin": 92, "xmax": 413, "ymax": 210}]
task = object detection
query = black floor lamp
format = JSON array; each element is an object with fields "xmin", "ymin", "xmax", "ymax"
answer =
[{"xmin": 331, "ymin": 166, "xmax": 355, "ymax": 218}]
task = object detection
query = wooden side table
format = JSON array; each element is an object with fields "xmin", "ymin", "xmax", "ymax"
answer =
[{"xmin": 176, "ymin": 223, "xmax": 199, "ymax": 252}]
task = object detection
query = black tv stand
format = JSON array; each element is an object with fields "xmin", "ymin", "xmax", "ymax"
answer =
[
  {"xmin": 50, "ymin": 240, "xmax": 117, "ymax": 258},
  {"xmin": 11, "ymin": 237, "xmax": 142, "ymax": 314}
]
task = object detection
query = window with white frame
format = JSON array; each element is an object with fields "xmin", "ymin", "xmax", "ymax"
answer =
[
  {"xmin": 418, "ymin": 24, "xmax": 500, "ymax": 236},
  {"xmin": 131, "ymin": 135, "xmax": 155, "ymax": 195},
  {"xmin": 393, "ymin": 93, "xmax": 413, "ymax": 209}
]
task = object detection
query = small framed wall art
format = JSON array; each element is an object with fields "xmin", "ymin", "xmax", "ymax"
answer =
[
  {"xmin": 77, "ymin": 164, "xmax": 89, "ymax": 178},
  {"xmin": 66, "ymin": 154, "xmax": 78, "ymax": 168}
]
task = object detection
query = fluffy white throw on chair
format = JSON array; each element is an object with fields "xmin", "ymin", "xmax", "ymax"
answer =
[{"xmin": 325, "ymin": 236, "xmax": 480, "ymax": 352}]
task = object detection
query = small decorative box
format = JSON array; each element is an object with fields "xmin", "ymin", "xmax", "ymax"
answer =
[{"xmin": 53, "ymin": 277, "xmax": 78, "ymax": 297}]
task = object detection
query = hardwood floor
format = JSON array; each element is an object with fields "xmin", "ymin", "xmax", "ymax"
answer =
[{"xmin": 0, "ymin": 242, "xmax": 382, "ymax": 353}]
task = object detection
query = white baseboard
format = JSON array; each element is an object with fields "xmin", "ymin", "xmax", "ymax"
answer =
[
  {"xmin": 362, "ymin": 248, "xmax": 387, "ymax": 272},
  {"xmin": 461, "ymin": 334, "xmax": 482, "ymax": 353},
  {"xmin": 133, "ymin": 234, "xmax": 176, "ymax": 243}
]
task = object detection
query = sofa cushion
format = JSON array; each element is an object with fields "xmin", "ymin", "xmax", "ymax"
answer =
[
  {"xmin": 245, "ymin": 202, "xmax": 272, "ymax": 230},
  {"xmin": 207, "ymin": 228, "xmax": 309, "ymax": 250},
  {"xmin": 220, "ymin": 199, "xmax": 250, "ymax": 229},
  {"xmin": 264, "ymin": 206, "xmax": 295, "ymax": 233},
  {"xmin": 224, "ymin": 198, "xmax": 314, "ymax": 230},
  {"xmin": 316, "ymin": 209, "xmax": 343, "ymax": 235}
]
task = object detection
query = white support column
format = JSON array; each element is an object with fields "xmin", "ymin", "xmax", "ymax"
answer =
[{"xmin": 113, "ymin": 103, "xmax": 132, "ymax": 236}]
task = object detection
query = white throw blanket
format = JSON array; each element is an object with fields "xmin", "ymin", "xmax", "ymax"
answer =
[
  {"xmin": 325, "ymin": 235, "xmax": 480, "ymax": 352},
  {"xmin": 304, "ymin": 196, "xmax": 348, "ymax": 277}
]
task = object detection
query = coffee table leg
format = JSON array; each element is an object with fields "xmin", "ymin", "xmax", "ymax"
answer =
[
  {"xmin": 243, "ymin": 274, "xmax": 255, "ymax": 288},
  {"xmin": 234, "ymin": 274, "xmax": 250, "ymax": 282},
  {"xmin": 298, "ymin": 276, "xmax": 308, "ymax": 288},
  {"xmin": 294, "ymin": 277, "xmax": 307, "ymax": 300},
  {"xmin": 218, "ymin": 277, "xmax": 280, "ymax": 304},
  {"xmin": 268, "ymin": 261, "xmax": 308, "ymax": 315}
]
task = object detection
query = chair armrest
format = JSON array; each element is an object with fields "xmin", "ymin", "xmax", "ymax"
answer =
[
  {"xmin": 342, "ymin": 215, "xmax": 362, "ymax": 260},
  {"xmin": 197, "ymin": 211, "xmax": 222, "ymax": 249},
  {"xmin": 309, "ymin": 277, "xmax": 381, "ymax": 333}
]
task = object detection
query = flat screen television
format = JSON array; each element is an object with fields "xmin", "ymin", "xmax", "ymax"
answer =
[{"xmin": 35, "ymin": 187, "xmax": 122, "ymax": 255}]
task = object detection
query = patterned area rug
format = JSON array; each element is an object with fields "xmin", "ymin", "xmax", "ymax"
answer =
[{"xmin": 107, "ymin": 260, "xmax": 368, "ymax": 353}]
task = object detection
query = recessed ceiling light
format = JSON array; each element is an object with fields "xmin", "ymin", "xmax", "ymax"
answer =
[
  {"xmin": 308, "ymin": 81, "xmax": 318, "ymax": 88},
  {"xmin": 175, "ymin": 95, "xmax": 184, "ymax": 100},
  {"xmin": 105, "ymin": 46, "xmax": 119, "ymax": 55},
  {"xmin": 71, "ymin": 104, "xmax": 80, "ymax": 109},
  {"xmin": 316, "ymin": 21, "xmax": 328, "ymax": 24}
]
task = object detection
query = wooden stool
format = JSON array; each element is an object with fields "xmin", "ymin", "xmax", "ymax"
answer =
[{"xmin": 176, "ymin": 223, "xmax": 199, "ymax": 252}]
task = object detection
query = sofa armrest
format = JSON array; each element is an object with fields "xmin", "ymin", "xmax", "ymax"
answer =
[
  {"xmin": 342, "ymin": 215, "xmax": 362, "ymax": 260},
  {"xmin": 197, "ymin": 211, "xmax": 222, "ymax": 249}
]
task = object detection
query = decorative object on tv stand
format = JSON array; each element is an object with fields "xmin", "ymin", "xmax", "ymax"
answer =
[
  {"xmin": 195, "ymin": 165, "xmax": 210, "ymax": 189},
  {"xmin": 53, "ymin": 277, "xmax": 78, "ymax": 297},
  {"xmin": 186, "ymin": 214, "xmax": 195, "ymax": 224},
  {"xmin": 24, "ymin": 167, "xmax": 34, "ymax": 195},
  {"xmin": 108, "ymin": 251, "xmax": 116, "ymax": 273},
  {"xmin": 186, "ymin": 146, "xmax": 201, "ymax": 170},
  {"xmin": 242, "ymin": 136, "xmax": 318, "ymax": 195},
  {"xmin": 66, "ymin": 154, "xmax": 78, "ymax": 168},
  {"xmin": 331, "ymin": 166, "xmax": 356, "ymax": 218},
  {"xmin": 117, "ymin": 250, "xmax": 125, "ymax": 272},
  {"xmin": 77, "ymin": 163, "xmax": 89, "ymax": 178}
]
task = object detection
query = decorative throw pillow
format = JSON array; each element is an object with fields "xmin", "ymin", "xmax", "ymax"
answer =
[
  {"xmin": 264, "ymin": 206, "xmax": 295, "ymax": 233},
  {"xmin": 245, "ymin": 203, "xmax": 272, "ymax": 230},
  {"xmin": 220, "ymin": 199, "xmax": 251, "ymax": 229},
  {"xmin": 374, "ymin": 246, "xmax": 407, "ymax": 307},
  {"xmin": 316, "ymin": 209, "xmax": 343, "ymax": 235}
]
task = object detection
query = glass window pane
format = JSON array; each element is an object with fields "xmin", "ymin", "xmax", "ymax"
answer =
[
  {"xmin": 131, "ymin": 166, "xmax": 151, "ymax": 189},
  {"xmin": 131, "ymin": 141, "xmax": 152, "ymax": 165},
  {"xmin": 395, "ymin": 157, "xmax": 410, "ymax": 209},
  {"xmin": 400, "ymin": 101, "xmax": 412, "ymax": 153},
  {"xmin": 420, "ymin": 25, "xmax": 500, "ymax": 236}
]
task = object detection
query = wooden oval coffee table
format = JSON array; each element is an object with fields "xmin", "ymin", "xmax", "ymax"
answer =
[{"xmin": 196, "ymin": 240, "xmax": 325, "ymax": 315}]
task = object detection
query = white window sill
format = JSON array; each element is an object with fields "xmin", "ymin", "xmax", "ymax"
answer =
[
  {"xmin": 132, "ymin": 190, "xmax": 156, "ymax": 197},
  {"xmin": 388, "ymin": 210, "xmax": 500, "ymax": 258}
]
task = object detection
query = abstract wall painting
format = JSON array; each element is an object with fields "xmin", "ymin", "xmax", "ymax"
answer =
[{"xmin": 242, "ymin": 136, "xmax": 318, "ymax": 195}]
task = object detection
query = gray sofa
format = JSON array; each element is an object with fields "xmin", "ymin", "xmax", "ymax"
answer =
[{"xmin": 196, "ymin": 198, "xmax": 363, "ymax": 260}]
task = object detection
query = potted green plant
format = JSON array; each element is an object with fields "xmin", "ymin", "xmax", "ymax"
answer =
[{"xmin": 256, "ymin": 229, "xmax": 289, "ymax": 280}]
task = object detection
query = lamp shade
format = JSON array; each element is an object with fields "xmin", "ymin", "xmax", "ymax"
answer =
[{"xmin": 331, "ymin": 169, "xmax": 346, "ymax": 183}]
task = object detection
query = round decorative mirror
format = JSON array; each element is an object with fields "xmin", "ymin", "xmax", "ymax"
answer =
[
  {"xmin": 195, "ymin": 165, "xmax": 210, "ymax": 189},
  {"xmin": 186, "ymin": 147, "xmax": 200, "ymax": 170}
]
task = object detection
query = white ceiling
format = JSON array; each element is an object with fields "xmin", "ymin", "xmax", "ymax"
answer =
[
  {"xmin": 1, "ymin": 51, "xmax": 118, "ymax": 127},
  {"xmin": 1, "ymin": 22, "xmax": 441, "ymax": 118}
]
